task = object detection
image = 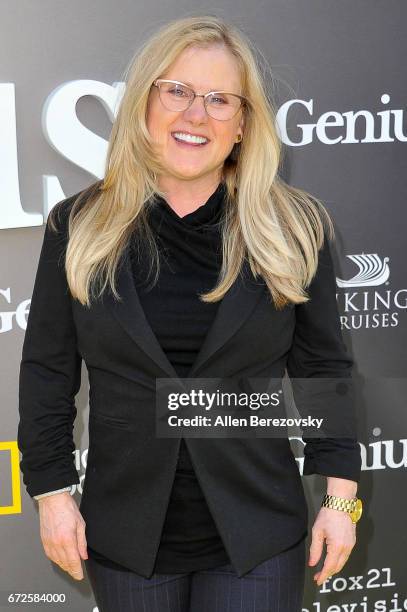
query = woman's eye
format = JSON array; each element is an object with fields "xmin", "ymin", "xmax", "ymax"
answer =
[
  {"xmin": 169, "ymin": 88, "xmax": 187, "ymax": 97},
  {"xmin": 210, "ymin": 96, "xmax": 227, "ymax": 105}
]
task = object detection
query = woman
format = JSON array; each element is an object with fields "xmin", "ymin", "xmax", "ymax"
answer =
[{"xmin": 18, "ymin": 15, "xmax": 362, "ymax": 612}]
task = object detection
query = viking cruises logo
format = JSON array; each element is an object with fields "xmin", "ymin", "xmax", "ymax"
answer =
[
  {"xmin": 336, "ymin": 253, "xmax": 406, "ymax": 329},
  {"xmin": 337, "ymin": 254, "xmax": 390, "ymax": 288}
]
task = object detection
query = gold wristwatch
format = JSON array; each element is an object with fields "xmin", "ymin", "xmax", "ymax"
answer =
[{"xmin": 321, "ymin": 494, "xmax": 363, "ymax": 524}]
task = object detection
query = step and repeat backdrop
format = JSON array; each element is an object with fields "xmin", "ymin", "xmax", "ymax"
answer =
[{"xmin": 1, "ymin": 1, "xmax": 406, "ymax": 610}]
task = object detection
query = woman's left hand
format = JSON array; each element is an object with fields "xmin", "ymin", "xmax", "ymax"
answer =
[{"xmin": 308, "ymin": 506, "xmax": 356, "ymax": 586}]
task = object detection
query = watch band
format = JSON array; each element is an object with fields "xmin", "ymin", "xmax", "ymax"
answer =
[{"xmin": 321, "ymin": 494, "xmax": 363, "ymax": 523}]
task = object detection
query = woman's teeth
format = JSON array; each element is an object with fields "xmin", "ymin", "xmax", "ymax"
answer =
[{"xmin": 172, "ymin": 132, "xmax": 208, "ymax": 145}]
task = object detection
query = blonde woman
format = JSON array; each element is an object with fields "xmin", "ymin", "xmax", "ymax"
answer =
[{"xmin": 18, "ymin": 14, "xmax": 362, "ymax": 611}]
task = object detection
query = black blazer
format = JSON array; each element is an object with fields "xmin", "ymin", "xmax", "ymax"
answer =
[{"xmin": 18, "ymin": 190, "xmax": 361, "ymax": 579}]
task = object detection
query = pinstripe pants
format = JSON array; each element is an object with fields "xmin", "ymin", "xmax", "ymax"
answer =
[{"xmin": 84, "ymin": 534, "xmax": 306, "ymax": 612}]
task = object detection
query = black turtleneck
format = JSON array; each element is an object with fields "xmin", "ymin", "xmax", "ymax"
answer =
[{"xmin": 87, "ymin": 181, "xmax": 231, "ymax": 573}]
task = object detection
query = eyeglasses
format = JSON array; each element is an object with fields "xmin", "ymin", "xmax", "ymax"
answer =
[{"xmin": 152, "ymin": 79, "xmax": 248, "ymax": 121}]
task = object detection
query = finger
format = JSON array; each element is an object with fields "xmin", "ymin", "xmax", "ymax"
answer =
[
  {"xmin": 309, "ymin": 528, "xmax": 324, "ymax": 566},
  {"xmin": 46, "ymin": 544, "xmax": 70, "ymax": 573},
  {"xmin": 64, "ymin": 557, "xmax": 84, "ymax": 580},
  {"xmin": 64, "ymin": 552, "xmax": 84, "ymax": 580},
  {"xmin": 332, "ymin": 549, "xmax": 352, "ymax": 575},
  {"xmin": 76, "ymin": 522, "xmax": 88, "ymax": 560},
  {"xmin": 59, "ymin": 543, "xmax": 84, "ymax": 580},
  {"xmin": 68, "ymin": 562, "xmax": 84, "ymax": 580},
  {"xmin": 314, "ymin": 548, "xmax": 341, "ymax": 585},
  {"xmin": 314, "ymin": 567, "xmax": 336, "ymax": 586},
  {"xmin": 331, "ymin": 532, "xmax": 356, "ymax": 574}
]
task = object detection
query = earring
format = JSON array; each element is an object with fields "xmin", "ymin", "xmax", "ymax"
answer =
[{"xmin": 236, "ymin": 134, "xmax": 242, "ymax": 143}]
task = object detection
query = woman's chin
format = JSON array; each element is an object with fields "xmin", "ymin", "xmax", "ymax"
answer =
[{"xmin": 165, "ymin": 162, "xmax": 211, "ymax": 179}]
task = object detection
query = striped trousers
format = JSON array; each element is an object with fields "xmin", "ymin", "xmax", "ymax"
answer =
[{"xmin": 84, "ymin": 535, "xmax": 306, "ymax": 612}]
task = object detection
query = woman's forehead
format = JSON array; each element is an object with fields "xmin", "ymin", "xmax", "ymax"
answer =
[{"xmin": 163, "ymin": 46, "xmax": 243, "ymax": 92}]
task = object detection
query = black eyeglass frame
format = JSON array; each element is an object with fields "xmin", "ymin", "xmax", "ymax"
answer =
[{"xmin": 152, "ymin": 79, "xmax": 249, "ymax": 120}]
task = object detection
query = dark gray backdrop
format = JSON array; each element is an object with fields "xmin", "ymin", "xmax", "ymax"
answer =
[{"xmin": 1, "ymin": 2, "xmax": 406, "ymax": 610}]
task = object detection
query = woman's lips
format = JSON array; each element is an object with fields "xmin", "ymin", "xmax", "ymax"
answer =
[{"xmin": 171, "ymin": 133, "xmax": 209, "ymax": 148}]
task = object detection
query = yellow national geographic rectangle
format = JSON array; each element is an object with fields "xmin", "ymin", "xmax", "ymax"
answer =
[{"xmin": 0, "ymin": 441, "xmax": 22, "ymax": 515}]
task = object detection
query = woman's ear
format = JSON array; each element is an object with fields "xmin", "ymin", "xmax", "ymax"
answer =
[{"xmin": 238, "ymin": 113, "xmax": 245, "ymax": 137}]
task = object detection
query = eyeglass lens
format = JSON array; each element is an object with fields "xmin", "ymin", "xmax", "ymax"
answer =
[{"xmin": 157, "ymin": 82, "xmax": 242, "ymax": 120}]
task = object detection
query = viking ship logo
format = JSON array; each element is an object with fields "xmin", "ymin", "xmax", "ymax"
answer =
[{"xmin": 336, "ymin": 254, "xmax": 390, "ymax": 288}]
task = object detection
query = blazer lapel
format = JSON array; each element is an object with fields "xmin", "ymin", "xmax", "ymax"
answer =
[
  {"xmin": 105, "ymin": 242, "xmax": 265, "ymax": 379},
  {"xmin": 188, "ymin": 260, "xmax": 265, "ymax": 377}
]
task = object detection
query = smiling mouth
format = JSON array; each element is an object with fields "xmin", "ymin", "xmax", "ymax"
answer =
[{"xmin": 171, "ymin": 133, "xmax": 210, "ymax": 147}]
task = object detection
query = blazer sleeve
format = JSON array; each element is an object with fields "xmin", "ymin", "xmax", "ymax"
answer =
[
  {"xmin": 17, "ymin": 197, "xmax": 82, "ymax": 498},
  {"xmin": 285, "ymin": 230, "xmax": 362, "ymax": 483},
  {"xmin": 33, "ymin": 486, "xmax": 73, "ymax": 500}
]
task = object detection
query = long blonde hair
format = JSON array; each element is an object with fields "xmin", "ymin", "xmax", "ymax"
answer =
[{"xmin": 49, "ymin": 14, "xmax": 334, "ymax": 310}]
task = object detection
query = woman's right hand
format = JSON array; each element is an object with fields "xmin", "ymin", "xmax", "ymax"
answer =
[{"xmin": 38, "ymin": 492, "xmax": 88, "ymax": 580}]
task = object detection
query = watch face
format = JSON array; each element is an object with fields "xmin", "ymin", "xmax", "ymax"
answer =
[{"xmin": 351, "ymin": 498, "xmax": 363, "ymax": 522}]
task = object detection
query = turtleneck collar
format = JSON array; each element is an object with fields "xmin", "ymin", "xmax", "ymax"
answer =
[{"xmin": 150, "ymin": 181, "xmax": 226, "ymax": 230}]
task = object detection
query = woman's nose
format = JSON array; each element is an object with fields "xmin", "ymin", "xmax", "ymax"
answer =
[{"xmin": 183, "ymin": 96, "xmax": 208, "ymax": 121}]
